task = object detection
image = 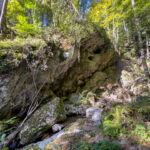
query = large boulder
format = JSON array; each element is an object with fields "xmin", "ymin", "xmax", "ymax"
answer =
[
  {"xmin": 0, "ymin": 31, "xmax": 118, "ymax": 120},
  {"xmin": 120, "ymin": 70, "xmax": 134, "ymax": 88},
  {"xmin": 19, "ymin": 97, "xmax": 66, "ymax": 145},
  {"xmin": 86, "ymin": 107, "xmax": 103, "ymax": 125}
]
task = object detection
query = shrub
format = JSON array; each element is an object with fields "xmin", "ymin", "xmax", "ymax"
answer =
[
  {"xmin": 102, "ymin": 105, "xmax": 126, "ymax": 138},
  {"xmin": 102, "ymin": 103, "xmax": 150, "ymax": 143},
  {"xmin": 103, "ymin": 120, "xmax": 121, "ymax": 138},
  {"xmin": 133, "ymin": 124, "xmax": 149, "ymax": 141}
]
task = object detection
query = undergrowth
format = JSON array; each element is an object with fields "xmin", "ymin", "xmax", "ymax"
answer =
[
  {"xmin": 75, "ymin": 139, "xmax": 123, "ymax": 150},
  {"xmin": 71, "ymin": 90, "xmax": 96, "ymax": 106},
  {"xmin": 0, "ymin": 117, "xmax": 19, "ymax": 142},
  {"xmin": 0, "ymin": 37, "xmax": 46, "ymax": 71},
  {"xmin": 101, "ymin": 100, "xmax": 150, "ymax": 144}
]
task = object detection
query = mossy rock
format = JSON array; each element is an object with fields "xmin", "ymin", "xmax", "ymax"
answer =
[{"xmin": 19, "ymin": 97, "xmax": 66, "ymax": 145}]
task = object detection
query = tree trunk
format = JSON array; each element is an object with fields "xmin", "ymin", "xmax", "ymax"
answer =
[
  {"xmin": 0, "ymin": 0, "xmax": 8, "ymax": 34},
  {"xmin": 123, "ymin": 20, "xmax": 130, "ymax": 44},
  {"xmin": 146, "ymin": 33, "xmax": 150, "ymax": 59},
  {"xmin": 113, "ymin": 17, "xmax": 116, "ymax": 50},
  {"xmin": 131, "ymin": 0, "xmax": 150, "ymax": 79}
]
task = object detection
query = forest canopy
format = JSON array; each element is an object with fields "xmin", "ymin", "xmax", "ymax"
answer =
[{"xmin": 1, "ymin": 0, "xmax": 150, "ymax": 50}]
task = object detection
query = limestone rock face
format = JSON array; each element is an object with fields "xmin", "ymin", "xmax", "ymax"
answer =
[
  {"xmin": 52, "ymin": 124, "xmax": 64, "ymax": 133},
  {"xmin": 0, "ymin": 70, "xmax": 50, "ymax": 119},
  {"xmin": 121, "ymin": 70, "xmax": 134, "ymax": 88},
  {"xmin": 87, "ymin": 91, "xmax": 95, "ymax": 106},
  {"xmin": 19, "ymin": 97, "xmax": 66, "ymax": 145},
  {"xmin": 65, "ymin": 104, "xmax": 88, "ymax": 116},
  {"xmin": 0, "ymin": 76, "xmax": 10, "ymax": 119},
  {"xmin": 0, "ymin": 31, "xmax": 118, "ymax": 120},
  {"xmin": 86, "ymin": 107, "xmax": 103, "ymax": 125}
]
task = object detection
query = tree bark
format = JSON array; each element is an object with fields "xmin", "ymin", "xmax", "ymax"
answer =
[
  {"xmin": 0, "ymin": 0, "xmax": 8, "ymax": 34},
  {"xmin": 123, "ymin": 20, "xmax": 130, "ymax": 44},
  {"xmin": 131, "ymin": 0, "xmax": 150, "ymax": 79},
  {"xmin": 146, "ymin": 33, "xmax": 150, "ymax": 59}
]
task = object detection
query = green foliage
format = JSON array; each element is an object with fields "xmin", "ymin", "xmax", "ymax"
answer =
[
  {"xmin": 102, "ymin": 103, "xmax": 150, "ymax": 143},
  {"xmin": 87, "ymin": 0, "xmax": 150, "ymax": 54},
  {"xmin": 5, "ymin": 0, "xmax": 150, "ymax": 50},
  {"xmin": 6, "ymin": 0, "xmax": 94, "ymax": 39},
  {"xmin": 0, "ymin": 37, "xmax": 45, "ymax": 49},
  {"xmin": 127, "ymin": 98, "xmax": 150, "ymax": 122},
  {"xmin": 102, "ymin": 105, "xmax": 126, "ymax": 138},
  {"xmin": 7, "ymin": 0, "xmax": 51, "ymax": 37},
  {"xmin": 80, "ymin": 90, "xmax": 89, "ymax": 105},
  {"xmin": 71, "ymin": 100, "xmax": 82, "ymax": 106},
  {"xmin": 1, "ymin": 61, "xmax": 9, "ymax": 69},
  {"xmin": 0, "ymin": 117, "xmax": 19, "ymax": 142},
  {"xmin": 0, "ymin": 37, "xmax": 46, "ymax": 70},
  {"xmin": 133, "ymin": 124, "xmax": 149, "ymax": 141},
  {"xmin": 70, "ymin": 90, "xmax": 89, "ymax": 106},
  {"xmin": 103, "ymin": 120, "xmax": 122, "ymax": 138},
  {"xmin": 4, "ymin": 117, "xmax": 18, "ymax": 125},
  {"xmin": 75, "ymin": 139, "xmax": 123, "ymax": 150},
  {"xmin": 88, "ymin": 132, "xmax": 96, "ymax": 137},
  {"xmin": 92, "ymin": 139, "xmax": 123, "ymax": 150},
  {"xmin": 14, "ymin": 16, "xmax": 42, "ymax": 36},
  {"xmin": 80, "ymin": 90, "xmax": 97, "ymax": 105},
  {"xmin": 76, "ymin": 141, "xmax": 90, "ymax": 150},
  {"xmin": 130, "ymin": 98, "xmax": 150, "ymax": 114},
  {"xmin": 71, "ymin": 90, "xmax": 97, "ymax": 106}
]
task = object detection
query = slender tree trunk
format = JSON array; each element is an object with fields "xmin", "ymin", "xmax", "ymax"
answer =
[
  {"xmin": 113, "ymin": 24, "xmax": 119, "ymax": 51},
  {"xmin": 131, "ymin": 0, "xmax": 150, "ymax": 79},
  {"xmin": 0, "ymin": 0, "xmax": 8, "ymax": 34},
  {"xmin": 113, "ymin": 17, "xmax": 117, "ymax": 50},
  {"xmin": 107, "ymin": 24, "xmax": 111, "ymax": 39},
  {"xmin": 146, "ymin": 33, "xmax": 150, "ymax": 59},
  {"xmin": 69, "ymin": 0, "xmax": 82, "ymax": 21},
  {"xmin": 116, "ymin": 19, "xmax": 119, "ymax": 46},
  {"xmin": 123, "ymin": 20, "xmax": 130, "ymax": 44}
]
